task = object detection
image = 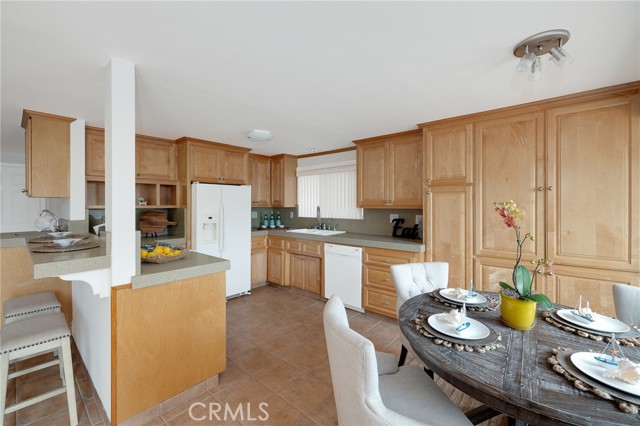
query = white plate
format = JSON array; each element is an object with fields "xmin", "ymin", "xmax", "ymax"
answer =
[
  {"xmin": 439, "ymin": 288, "xmax": 487, "ymax": 305},
  {"xmin": 571, "ymin": 352, "xmax": 640, "ymax": 397},
  {"xmin": 557, "ymin": 309, "xmax": 630, "ymax": 333},
  {"xmin": 427, "ymin": 313, "xmax": 491, "ymax": 340}
]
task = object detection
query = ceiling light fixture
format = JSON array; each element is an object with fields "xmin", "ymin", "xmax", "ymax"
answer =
[
  {"xmin": 247, "ymin": 129, "xmax": 272, "ymax": 142},
  {"xmin": 513, "ymin": 29, "xmax": 572, "ymax": 80}
]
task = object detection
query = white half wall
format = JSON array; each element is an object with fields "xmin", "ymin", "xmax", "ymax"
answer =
[{"xmin": 72, "ymin": 278, "xmax": 111, "ymax": 420}]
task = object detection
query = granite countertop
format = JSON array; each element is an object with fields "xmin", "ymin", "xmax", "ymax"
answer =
[
  {"xmin": 1, "ymin": 231, "xmax": 229, "ymax": 288},
  {"xmin": 251, "ymin": 229, "xmax": 425, "ymax": 252}
]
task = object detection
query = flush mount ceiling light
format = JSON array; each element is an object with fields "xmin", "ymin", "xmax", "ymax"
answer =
[
  {"xmin": 247, "ymin": 129, "xmax": 272, "ymax": 142},
  {"xmin": 514, "ymin": 29, "xmax": 573, "ymax": 80}
]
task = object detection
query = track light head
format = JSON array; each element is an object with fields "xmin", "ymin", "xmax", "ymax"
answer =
[{"xmin": 513, "ymin": 29, "xmax": 572, "ymax": 80}]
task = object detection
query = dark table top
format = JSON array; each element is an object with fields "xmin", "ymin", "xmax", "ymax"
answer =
[{"xmin": 398, "ymin": 292, "xmax": 640, "ymax": 426}]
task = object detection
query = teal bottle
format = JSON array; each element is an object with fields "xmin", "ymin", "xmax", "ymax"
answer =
[
  {"xmin": 275, "ymin": 211, "xmax": 281, "ymax": 227},
  {"xmin": 269, "ymin": 212, "xmax": 275, "ymax": 228},
  {"xmin": 262, "ymin": 212, "xmax": 268, "ymax": 228}
]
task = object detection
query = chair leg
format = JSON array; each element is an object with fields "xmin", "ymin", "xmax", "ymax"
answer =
[
  {"xmin": 0, "ymin": 354, "xmax": 9, "ymax": 426},
  {"xmin": 60, "ymin": 338, "xmax": 78, "ymax": 426},
  {"xmin": 423, "ymin": 367, "xmax": 434, "ymax": 379},
  {"xmin": 398, "ymin": 345, "xmax": 408, "ymax": 367}
]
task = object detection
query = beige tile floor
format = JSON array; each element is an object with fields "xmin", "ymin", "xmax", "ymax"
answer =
[{"xmin": 4, "ymin": 285, "xmax": 507, "ymax": 425}]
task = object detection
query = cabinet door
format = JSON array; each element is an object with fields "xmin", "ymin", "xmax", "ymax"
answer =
[
  {"xmin": 474, "ymin": 112, "xmax": 545, "ymax": 262},
  {"xmin": 136, "ymin": 137, "xmax": 176, "ymax": 180},
  {"xmin": 220, "ymin": 150, "xmax": 247, "ymax": 184},
  {"xmin": 547, "ymin": 95, "xmax": 640, "ymax": 272},
  {"xmin": 388, "ymin": 134, "xmax": 422, "ymax": 208},
  {"xmin": 25, "ymin": 114, "xmax": 71, "ymax": 198},
  {"xmin": 86, "ymin": 128, "xmax": 105, "ymax": 177},
  {"xmin": 270, "ymin": 156, "xmax": 284, "ymax": 207},
  {"xmin": 191, "ymin": 145, "xmax": 222, "ymax": 182},
  {"xmin": 251, "ymin": 248, "xmax": 267, "ymax": 285},
  {"xmin": 474, "ymin": 256, "xmax": 528, "ymax": 294},
  {"xmin": 249, "ymin": 155, "xmax": 271, "ymax": 207},
  {"xmin": 289, "ymin": 253, "xmax": 305, "ymax": 289},
  {"xmin": 304, "ymin": 256, "xmax": 322, "ymax": 294},
  {"xmin": 425, "ymin": 185, "xmax": 472, "ymax": 288},
  {"xmin": 357, "ymin": 141, "xmax": 388, "ymax": 207},
  {"xmin": 424, "ymin": 124, "xmax": 472, "ymax": 185},
  {"xmin": 267, "ymin": 249, "xmax": 285, "ymax": 285},
  {"xmin": 546, "ymin": 265, "xmax": 640, "ymax": 318}
]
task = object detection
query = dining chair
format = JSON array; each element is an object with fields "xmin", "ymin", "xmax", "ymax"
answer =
[
  {"xmin": 612, "ymin": 283, "xmax": 640, "ymax": 325},
  {"xmin": 390, "ymin": 262, "xmax": 449, "ymax": 366},
  {"xmin": 323, "ymin": 295, "xmax": 472, "ymax": 426}
]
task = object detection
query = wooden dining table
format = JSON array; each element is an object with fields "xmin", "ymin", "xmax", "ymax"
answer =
[{"xmin": 398, "ymin": 292, "xmax": 640, "ymax": 426}]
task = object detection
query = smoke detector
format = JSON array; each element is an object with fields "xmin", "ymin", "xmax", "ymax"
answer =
[{"xmin": 247, "ymin": 129, "xmax": 272, "ymax": 142}]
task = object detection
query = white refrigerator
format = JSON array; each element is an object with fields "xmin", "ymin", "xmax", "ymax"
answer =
[{"xmin": 191, "ymin": 183, "xmax": 251, "ymax": 298}]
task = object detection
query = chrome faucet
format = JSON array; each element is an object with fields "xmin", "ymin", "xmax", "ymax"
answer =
[
  {"xmin": 316, "ymin": 206, "xmax": 322, "ymax": 229},
  {"xmin": 38, "ymin": 209, "xmax": 60, "ymax": 231}
]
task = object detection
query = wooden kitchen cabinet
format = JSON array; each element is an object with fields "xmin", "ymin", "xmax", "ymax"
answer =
[
  {"xmin": 22, "ymin": 110, "xmax": 75, "ymax": 198},
  {"xmin": 136, "ymin": 135, "xmax": 177, "ymax": 180},
  {"xmin": 251, "ymin": 235, "xmax": 268, "ymax": 286},
  {"xmin": 177, "ymin": 137, "xmax": 249, "ymax": 184},
  {"xmin": 270, "ymin": 154, "xmax": 297, "ymax": 208},
  {"xmin": 267, "ymin": 237, "xmax": 286, "ymax": 285},
  {"xmin": 423, "ymin": 123, "xmax": 472, "ymax": 186},
  {"xmin": 289, "ymin": 254, "xmax": 322, "ymax": 294},
  {"xmin": 362, "ymin": 247, "xmax": 424, "ymax": 318},
  {"xmin": 85, "ymin": 126, "xmax": 105, "ymax": 177},
  {"xmin": 354, "ymin": 129, "xmax": 422, "ymax": 208},
  {"xmin": 249, "ymin": 154, "xmax": 271, "ymax": 207}
]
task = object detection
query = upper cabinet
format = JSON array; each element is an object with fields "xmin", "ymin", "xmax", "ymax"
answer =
[
  {"xmin": 354, "ymin": 130, "xmax": 422, "ymax": 208},
  {"xmin": 270, "ymin": 154, "xmax": 297, "ymax": 208},
  {"xmin": 22, "ymin": 110, "xmax": 75, "ymax": 198},
  {"xmin": 85, "ymin": 126, "xmax": 105, "ymax": 177},
  {"xmin": 248, "ymin": 154, "xmax": 271, "ymax": 207},
  {"xmin": 176, "ymin": 137, "xmax": 249, "ymax": 185},
  {"xmin": 136, "ymin": 135, "xmax": 177, "ymax": 180},
  {"xmin": 423, "ymin": 123, "xmax": 472, "ymax": 186}
]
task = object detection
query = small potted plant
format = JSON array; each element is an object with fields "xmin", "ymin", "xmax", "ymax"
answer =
[{"xmin": 494, "ymin": 201, "xmax": 553, "ymax": 330}]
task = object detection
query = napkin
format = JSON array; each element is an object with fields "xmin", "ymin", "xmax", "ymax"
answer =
[
  {"xmin": 573, "ymin": 295, "xmax": 596, "ymax": 322},
  {"xmin": 438, "ymin": 308, "xmax": 464, "ymax": 325},
  {"xmin": 602, "ymin": 358, "xmax": 640, "ymax": 385}
]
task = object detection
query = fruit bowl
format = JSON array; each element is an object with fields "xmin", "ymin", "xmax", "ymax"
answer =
[{"xmin": 140, "ymin": 243, "xmax": 188, "ymax": 263}]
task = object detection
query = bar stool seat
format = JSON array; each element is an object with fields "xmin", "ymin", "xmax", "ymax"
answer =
[
  {"xmin": 3, "ymin": 292, "xmax": 61, "ymax": 324},
  {"xmin": 0, "ymin": 312, "xmax": 77, "ymax": 426}
]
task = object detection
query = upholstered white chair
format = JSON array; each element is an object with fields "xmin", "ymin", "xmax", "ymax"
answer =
[
  {"xmin": 323, "ymin": 295, "xmax": 472, "ymax": 426},
  {"xmin": 613, "ymin": 284, "xmax": 640, "ymax": 325},
  {"xmin": 391, "ymin": 262, "xmax": 449, "ymax": 366}
]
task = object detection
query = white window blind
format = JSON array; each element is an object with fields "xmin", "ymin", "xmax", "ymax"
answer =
[{"xmin": 297, "ymin": 161, "xmax": 363, "ymax": 220}]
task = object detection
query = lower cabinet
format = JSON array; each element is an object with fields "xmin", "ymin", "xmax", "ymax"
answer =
[
  {"xmin": 289, "ymin": 254, "xmax": 322, "ymax": 294},
  {"xmin": 267, "ymin": 237, "xmax": 286, "ymax": 285},
  {"xmin": 473, "ymin": 256, "xmax": 640, "ymax": 317},
  {"xmin": 362, "ymin": 247, "xmax": 424, "ymax": 318},
  {"xmin": 251, "ymin": 236, "xmax": 267, "ymax": 286}
]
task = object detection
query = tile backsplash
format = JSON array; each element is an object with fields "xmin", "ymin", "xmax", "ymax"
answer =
[{"xmin": 252, "ymin": 208, "xmax": 423, "ymax": 239}]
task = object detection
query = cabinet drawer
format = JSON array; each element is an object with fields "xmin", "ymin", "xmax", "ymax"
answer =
[
  {"xmin": 268, "ymin": 237, "xmax": 285, "ymax": 249},
  {"xmin": 363, "ymin": 288, "xmax": 397, "ymax": 318},
  {"xmin": 286, "ymin": 239, "xmax": 323, "ymax": 257},
  {"xmin": 363, "ymin": 247, "xmax": 420, "ymax": 267},
  {"xmin": 363, "ymin": 265, "xmax": 394, "ymax": 290},
  {"xmin": 251, "ymin": 236, "xmax": 267, "ymax": 250}
]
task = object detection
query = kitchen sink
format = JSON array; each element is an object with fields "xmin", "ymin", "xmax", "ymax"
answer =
[{"xmin": 286, "ymin": 228, "xmax": 346, "ymax": 236}]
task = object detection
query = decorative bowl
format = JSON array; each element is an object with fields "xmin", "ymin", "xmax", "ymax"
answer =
[
  {"xmin": 48, "ymin": 232, "xmax": 72, "ymax": 239},
  {"xmin": 54, "ymin": 238, "xmax": 82, "ymax": 247}
]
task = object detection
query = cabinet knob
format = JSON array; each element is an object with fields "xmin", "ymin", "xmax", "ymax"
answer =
[
  {"xmin": 537, "ymin": 270, "xmax": 542, "ymax": 274},
  {"xmin": 21, "ymin": 188, "xmax": 27, "ymax": 193},
  {"xmin": 538, "ymin": 186, "xmax": 544, "ymax": 191},
  {"xmin": 426, "ymin": 178, "xmax": 432, "ymax": 184},
  {"xmin": 426, "ymin": 190, "xmax": 431, "ymax": 195},
  {"xmin": 548, "ymin": 186, "xmax": 553, "ymax": 191},
  {"xmin": 547, "ymin": 271, "xmax": 553, "ymax": 276}
]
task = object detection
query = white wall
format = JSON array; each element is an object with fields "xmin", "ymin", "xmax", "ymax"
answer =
[{"xmin": 72, "ymin": 279, "xmax": 111, "ymax": 418}]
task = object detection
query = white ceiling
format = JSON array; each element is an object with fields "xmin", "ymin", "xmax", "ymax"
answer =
[{"xmin": 2, "ymin": 1, "xmax": 639, "ymax": 161}]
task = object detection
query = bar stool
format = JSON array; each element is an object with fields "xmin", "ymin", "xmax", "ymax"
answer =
[
  {"xmin": 0, "ymin": 312, "xmax": 77, "ymax": 426},
  {"xmin": 3, "ymin": 292, "xmax": 61, "ymax": 324}
]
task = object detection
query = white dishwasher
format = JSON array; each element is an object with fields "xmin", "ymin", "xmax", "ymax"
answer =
[{"xmin": 324, "ymin": 243, "xmax": 363, "ymax": 312}]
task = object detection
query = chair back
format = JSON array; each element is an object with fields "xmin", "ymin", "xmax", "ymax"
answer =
[
  {"xmin": 323, "ymin": 296, "xmax": 390, "ymax": 425},
  {"xmin": 391, "ymin": 262, "xmax": 449, "ymax": 314},
  {"xmin": 613, "ymin": 284, "xmax": 640, "ymax": 325}
]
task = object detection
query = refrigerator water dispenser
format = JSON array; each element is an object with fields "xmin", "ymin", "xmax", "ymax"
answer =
[{"xmin": 201, "ymin": 215, "xmax": 218, "ymax": 243}]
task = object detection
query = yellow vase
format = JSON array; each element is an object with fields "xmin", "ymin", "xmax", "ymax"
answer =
[{"xmin": 499, "ymin": 292, "xmax": 537, "ymax": 330}]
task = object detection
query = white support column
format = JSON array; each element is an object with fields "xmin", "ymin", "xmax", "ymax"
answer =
[{"xmin": 105, "ymin": 58, "xmax": 136, "ymax": 286}]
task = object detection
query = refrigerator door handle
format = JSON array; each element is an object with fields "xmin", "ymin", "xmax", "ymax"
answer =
[{"xmin": 219, "ymin": 204, "xmax": 224, "ymax": 253}]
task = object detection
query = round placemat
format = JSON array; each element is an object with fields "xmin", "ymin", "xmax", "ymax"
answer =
[
  {"xmin": 548, "ymin": 310, "xmax": 640, "ymax": 339},
  {"xmin": 30, "ymin": 239, "xmax": 100, "ymax": 253},
  {"xmin": 28, "ymin": 233, "xmax": 91, "ymax": 244}
]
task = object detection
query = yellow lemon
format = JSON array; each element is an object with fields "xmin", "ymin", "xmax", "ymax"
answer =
[
  {"xmin": 173, "ymin": 250, "xmax": 182, "ymax": 255},
  {"xmin": 163, "ymin": 247, "xmax": 172, "ymax": 255},
  {"xmin": 140, "ymin": 250, "xmax": 148, "ymax": 258},
  {"xmin": 153, "ymin": 246, "xmax": 164, "ymax": 253}
]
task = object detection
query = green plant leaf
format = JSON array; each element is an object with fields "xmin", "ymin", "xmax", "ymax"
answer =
[
  {"xmin": 514, "ymin": 264, "xmax": 531, "ymax": 295},
  {"xmin": 526, "ymin": 293, "xmax": 554, "ymax": 310},
  {"xmin": 499, "ymin": 281, "xmax": 515, "ymax": 292}
]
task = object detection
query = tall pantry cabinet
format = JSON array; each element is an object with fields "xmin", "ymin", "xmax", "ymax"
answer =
[{"xmin": 420, "ymin": 83, "xmax": 640, "ymax": 316}]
